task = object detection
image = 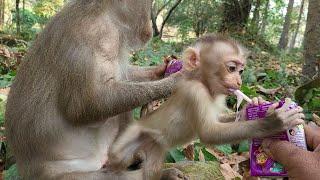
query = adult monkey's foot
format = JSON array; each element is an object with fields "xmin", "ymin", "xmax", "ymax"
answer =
[{"xmin": 160, "ymin": 168, "xmax": 189, "ymax": 180}]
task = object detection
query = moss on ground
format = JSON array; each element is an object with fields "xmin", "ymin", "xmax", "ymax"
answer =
[{"xmin": 164, "ymin": 161, "xmax": 224, "ymax": 180}]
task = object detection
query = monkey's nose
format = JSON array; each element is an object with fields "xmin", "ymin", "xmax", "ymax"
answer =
[
  {"xmin": 235, "ymin": 82, "xmax": 242, "ymax": 90},
  {"xmin": 237, "ymin": 78, "xmax": 242, "ymax": 87}
]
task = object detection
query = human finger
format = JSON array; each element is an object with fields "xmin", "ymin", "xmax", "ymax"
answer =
[{"xmin": 305, "ymin": 125, "xmax": 320, "ymax": 150}]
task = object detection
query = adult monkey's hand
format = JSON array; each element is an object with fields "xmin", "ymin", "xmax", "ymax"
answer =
[{"xmin": 262, "ymin": 123, "xmax": 320, "ymax": 179}]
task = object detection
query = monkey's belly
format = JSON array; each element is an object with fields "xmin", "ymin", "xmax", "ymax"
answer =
[{"xmin": 50, "ymin": 117, "xmax": 120, "ymax": 172}]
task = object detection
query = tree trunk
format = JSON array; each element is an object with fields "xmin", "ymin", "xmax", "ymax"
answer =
[
  {"xmin": 151, "ymin": 0, "xmax": 182, "ymax": 39},
  {"xmin": 22, "ymin": 0, "xmax": 25, "ymax": 25},
  {"xmin": 16, "ymin": 0, "xmax": 21, "ymax": 35},
  {"xmin": 151, "ymin": 10, "xmax": 160, "ymax": 37},
  {"xmin": 278, "ymin": 0, "xmax": 294, "ymax": 50},
  {"xmin": 159, "ymin": 0, "xmax": 182, "ymax": 38},
  {"xmin": 260, "ymin": 0, "xmax": 270, "ymax": 36},
  {"xmin": 0, "ymin": 0, "xmax": 5, "ymax": 29},
  {"xmin": 301, "ymin": 0, "xmax": 320, "ymax": 83},
  {"xmin": 289, "ymin": 0, "xmax": 305, "ymax": 49},
  {"xmin": 219, "ymin": 0, "xmax": 252, "ymax": 33},
  {"xmin": 151, "ymin": 0, "xmax": 173, "ymax": 38},
  {"xmin": 251, "ymin": 0, "xmax": 261, "ymax": 29}
]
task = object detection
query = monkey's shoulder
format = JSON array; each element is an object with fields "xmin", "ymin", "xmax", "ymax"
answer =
[{"xmin": 174, "ymin": 79, "xmax": 209, "ymax": 97}]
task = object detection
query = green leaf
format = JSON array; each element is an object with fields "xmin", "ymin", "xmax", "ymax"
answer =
[
  {"xmin": 165, "ymin": 152, "xmax": 176, "ymax": 163},
  {"xmin": 241, "ymin": 85, "xmax": 257, "ymax": 97},
  {"xmin": 304, "ymin": 112, "xmax": 313, "ymax": 121},
  {"xmin": 202, "ymin": 148, "xmax": 217, "ymax": 161},
  {"xmin": 9, "ymin": 71, "xmax": 17, "ymax": 76},
  {"xmin": 310, "ymin": 98, "xmax": 320, "ymax": 109},
  {"xmin": 194, "ymin": 142, "xmax": 204, "ymax": 161},
  {"xmin": 168, "ymin": 148, "xmax": 186, "ymax": 162},
  {"xmin": 4, "ymin": 164, "xmax": 21, "ymax": 180},
  {"xmin": 242, "ymin": 68, "xmax": 257, "ymax": 84},
  {"xmin": 132, "ymin": 107, "xmax": 142, "ymax": 120},
  {"xmin": 214, "ymin": 144, "xmax": 233, "ymax": 155},
  {"xmin": 304, "ymin": 90, "xmax": 314, "ymax": 102},
  {"xmin": 237, "ymin": 140, "xmax": 250, "ymax": 152}
]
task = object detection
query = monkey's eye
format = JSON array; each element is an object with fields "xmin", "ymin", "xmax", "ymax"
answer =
[
  {"xmin": 239, "ymin": 70, "xmax": 244, "ymax": 75},
  {"xmin": 228, "ymin": 66, "xmax": 237, "ymax": 73}
]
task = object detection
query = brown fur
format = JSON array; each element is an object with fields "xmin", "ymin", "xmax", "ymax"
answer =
[
  {"xmin": 5, "ymin": 0, "xmax": 181, "ymax": 179},
  {"xmin": 109, "ymin": 34, "xmax": 305, "ymax": 179}
]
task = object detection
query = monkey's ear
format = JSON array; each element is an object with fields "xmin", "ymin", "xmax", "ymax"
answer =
[{"xmin": 183, "ymin": 47, "xmax": 200, "ymax": 71}]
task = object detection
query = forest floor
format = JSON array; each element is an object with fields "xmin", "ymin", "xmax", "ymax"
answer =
[{"xmin": 0, "ymin": 35, "xmax": 319, "ymax": 179}]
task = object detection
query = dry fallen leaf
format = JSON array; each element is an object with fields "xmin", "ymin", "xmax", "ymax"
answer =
[
  {"xmin": 205, "ymin": 147, "xmax": 251, "ymax": 178},
  {"xmin": 242, "ymin": 170, "xmax": 260, "ymax": 180},
  {"xmin": 182, "ymin": 144, "xmax": 194, "ymax": 161},
  {"xmin": 206, "ymin": 148, "xmax": 249, "ymax": 165},
  {"xmin": 0, "ymin": 88, "xmax": 10, "ymax": 96},
  {"xmin": 0, "ymin": 46, "xmax": 11, "ymax": 58},
  {"xmin": 152, "ymin": 100, "xmax": 163, "ymax": 110},
  {"xmin": 220, "ymin": 163, "xmax": 242, "ymax": 180},
  {"xmin": 198, "ymin": 149, "xmax": 205, "ymax": 162},
  {"xmin": 312, "ymin": 114, "xmax": 320, "ymax": 126},
  {"xmin": 257, "ymin": 85, "xmax": 281, "ymax": 95}
]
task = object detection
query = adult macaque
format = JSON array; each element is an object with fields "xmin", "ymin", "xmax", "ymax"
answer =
[
  {"xmin": 109, "ymin": 34, "xmax": 305, "ymax": 179},
  {"xmin": 5, "ymin": 0, "xmax": 182, "ymax": 179}
]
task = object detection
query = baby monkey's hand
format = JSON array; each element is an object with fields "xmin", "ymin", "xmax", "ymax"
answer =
[{"xmin": 262, "ymin": 98, "xmax": 305, "ymax": 133}]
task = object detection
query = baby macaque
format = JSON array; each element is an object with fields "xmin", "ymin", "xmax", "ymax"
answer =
[{"xmin": 108, "ymin": 34, "xmax": 305, "ymax": 179}]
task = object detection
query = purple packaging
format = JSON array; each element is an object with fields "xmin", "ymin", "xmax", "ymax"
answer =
[
  {"xmin": 246, "ymin": 101, "xmax": 307, "ymax": 177},
  {"xmin": 164, "ymin": 59, "xmax": 183, "ymax": 77}
]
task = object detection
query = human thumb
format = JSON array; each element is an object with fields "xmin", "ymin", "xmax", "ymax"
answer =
[{"xmin": 262, "ymin": 139, "xmax": 308, "ymax": 168}]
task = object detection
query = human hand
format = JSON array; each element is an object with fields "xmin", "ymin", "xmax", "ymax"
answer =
[{"xmin": 262, "ymin": 124, "xmax": 320, "ymax": 179}]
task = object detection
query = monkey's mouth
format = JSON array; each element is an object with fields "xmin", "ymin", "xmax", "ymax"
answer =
[
  {"xmin": 227, "ymin": 88, "xmax": 239, "ymax": 95},
  {"xmin": 228, "ymin": 88, "xmax": 236, "ymax": 92}
]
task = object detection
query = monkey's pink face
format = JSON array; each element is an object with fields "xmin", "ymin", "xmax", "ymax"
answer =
[
  {"xmin": 221, "ymin": 58, "xmax": 245, "ymax": 95},
  {"xmin": 203, "ymin": 55, "xmax": 245, "ymax": 96},
  {"xmin": 189, "ymin": 41, "xmax": 247, "ymax": 97},
  {"xmin": 202, "ymin": 48, "xmax": 246, "ymax": 96}
]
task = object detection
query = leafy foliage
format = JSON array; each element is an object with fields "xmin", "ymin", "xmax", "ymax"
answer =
[
  {"xmin": 167, "ymin": 0, "xmax": 222, "ymax": 38},
  {"xmin": 4, "ymin": 164, "xmax": 21, "ymax": 180},
  {"xmin": 0, "ymin": 72, "xmax": 15, "ymax": 88},
  {"xmin": 12, "ymin": 9, "xmax": 39, "ymax": 40},
  {"xmin": 33, "ymin": 0, "xmax": 64, "ymax": 25},
  {"xmin": 0, "ymin": 0, "xmax": 318, "ymax": 178},
  {"xmin": 131, "ymin": 38, "xmax": 182, "ymax": 66}
]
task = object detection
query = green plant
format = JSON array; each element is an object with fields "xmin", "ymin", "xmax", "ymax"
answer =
[
  {"xmin": 0, "ymin": 71, "xmax": 16, "ymax": 88},
  {"xmin": 301, "ymin": 88, "xmax": 320, "ymax": 118},
  {"xmin": 131, "ymin": 38, "xmax": 180, "ymax": 66},
  {"xmin": 4, "ymin": 164, "xmax": 21, "ymax": 180},
  {"xmin": 12, "ymin": 9, "xmax": 40, "ymax": 40},
  {"xmin": 33, "ymin": 0, "xmax": 64, "ymax": 26}
]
